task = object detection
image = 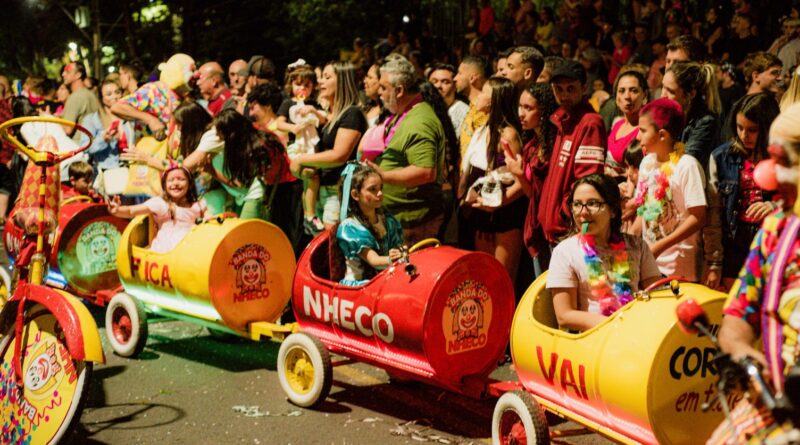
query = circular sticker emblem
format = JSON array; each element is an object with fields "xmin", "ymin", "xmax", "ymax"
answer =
[
  {"xmin": 1, "ymin": 314, "xmax": 86, "ymax": 444},
  {"xmin": 441, "ymin": 280, "xmax": 493, "ymax": 355},
  {"xmin": 76, "ymin": 221, "xmax": 120, "ymax": 275},
  {"xmin": 229, "ymin": 243, "xmax": 271, "ymax": 302}
]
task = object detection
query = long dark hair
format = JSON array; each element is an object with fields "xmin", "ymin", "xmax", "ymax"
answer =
[
  {"xmin": 213, "ymin": 109, "xmax": 261, "ymax": 185},
  {"xmin": 522, "ymin": 83, "xmax": 558, "ymax": 163},
  {"xmin": 339, "ymin": 163, "xmax": 386, "ymax": 240},
  {"xmin": 173, "ymin": 101, "xmax": 211, "ymax": 159},
  {"xmin": 728, "ymin": 93, "xmax": 780, "ymax": 160},
  {"xmin": 419, "ymin": 81, "xmax": 459, "ymax": 187},
  {"xmin": 485, "ymin": 76, "xmax": 521, "ymax": 170},
  {"xmin": 160, "ymin": 166, "xmax": 198, "ymax": 221},
  {"xmin": 567, "ymin": 174, "xmax": 623, "ymax": 236},
  {"xmin": 612, "ymin": 69, "xmax": 649, "ymax": 107}
]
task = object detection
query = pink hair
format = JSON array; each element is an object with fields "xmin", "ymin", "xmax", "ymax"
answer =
[{"xmin": 640, "ymin": 97, "xmax": 685, "ymax": 137}]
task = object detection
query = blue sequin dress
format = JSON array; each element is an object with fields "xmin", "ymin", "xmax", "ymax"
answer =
[{"xmin": 336, "ymin": 213, "xmax": 404, "ymax": 286}]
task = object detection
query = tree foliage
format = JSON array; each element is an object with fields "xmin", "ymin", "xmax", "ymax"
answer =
[{"xmin": 0, "ymin": 0, "xmax": 425, "ymax": 80}]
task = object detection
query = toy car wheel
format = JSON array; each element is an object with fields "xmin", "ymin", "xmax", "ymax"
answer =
[
  {"xmin": 105, "ymin": 292, "xmax": 148, "ymax": 357},
  {"xmin": 492, "ymin": 390, "xmax": 550, "ymax": 445},
  {"xmin": 0, "ymin": 266, "xmax": 10, "ymax": 309},
  {"xmin": 0, "ymin": 306, "xmax": 93, "ymax": 444},
  {"xmin": 277, "ymin": 332, "xmax": 332, "ymax": 408}
]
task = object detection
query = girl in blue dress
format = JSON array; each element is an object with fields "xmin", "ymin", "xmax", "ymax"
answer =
[{"xmin": 337, "ymin": 163, "xmax": 404, "ymax": 286}]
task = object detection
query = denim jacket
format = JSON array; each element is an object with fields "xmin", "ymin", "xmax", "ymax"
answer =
[{"xmin": 703, "ymin": 142, "xmax": 773, "ymax": 265}]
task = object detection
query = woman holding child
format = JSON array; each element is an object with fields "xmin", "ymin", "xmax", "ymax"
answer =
[{"xmin": 289, "ymin": 61, "xmax": 366, "ymax": 229}]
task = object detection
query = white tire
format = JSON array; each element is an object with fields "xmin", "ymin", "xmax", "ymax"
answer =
[
  {"xmin": 105, "ymin": 292, "xmax": 148, "ymax": 357},
  {"xmin": 277, "ymin": 332, "xmax": 332, "ymax": 408},
  {"xmin": 492, "ymin": 390, "xmax": 550, "ymax": 445}
]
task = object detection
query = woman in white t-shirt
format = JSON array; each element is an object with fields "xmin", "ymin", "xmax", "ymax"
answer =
[{"xmin": 547, "ymin": 174, "xmax": 661, "ymax": 331}]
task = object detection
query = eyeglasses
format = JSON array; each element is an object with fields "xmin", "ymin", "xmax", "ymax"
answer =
[{"xmin": 571, "ymin": 200, "xmax": 606, "ymax": 214}]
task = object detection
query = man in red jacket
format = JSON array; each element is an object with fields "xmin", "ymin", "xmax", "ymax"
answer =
[{"xmin": 538, "ymin": 60, "xmax": 606, "ymax": 248}]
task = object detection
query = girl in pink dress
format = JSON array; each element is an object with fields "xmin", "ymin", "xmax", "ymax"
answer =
[{"xmin": 109, "ymin": 165, "xmax": 211, "ymax": 253}]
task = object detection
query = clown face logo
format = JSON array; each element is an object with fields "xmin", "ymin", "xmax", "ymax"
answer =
[
  {"xmin": 229, "ymin": 244, "xmax": 271, "ymax": 302},
  {"xmin": 242, "ymin": 259, "xmax": 264, "ymax": 288},
  {"xmin": 91, "ymin": 235, "xmax": 111, "ymax": 258},
  {"xmin": 24, "ymin": 354, "xmax": 52, "ymax": 392},
  {"xmin": 455, "ymin": 299, "xmax": 483, "ymax": 338},
  {"xmin": 443, "ymin": 280, "xmax": 493, "ymax": 355},
  {"xmin": 77, "ymin": 221, "xmax": 120, "ymax": 275}
]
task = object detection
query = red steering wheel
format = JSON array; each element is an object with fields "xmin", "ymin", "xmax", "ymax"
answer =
[{"xmin": 644, "ymin": 275, "xmax": 689, "ymax": 293}]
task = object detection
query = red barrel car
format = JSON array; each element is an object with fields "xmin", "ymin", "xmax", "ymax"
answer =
[{"xmin": 278, "ymin": 231, "xmax": 516, "ymax": 407}]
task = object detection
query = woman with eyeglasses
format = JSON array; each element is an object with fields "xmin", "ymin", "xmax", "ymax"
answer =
[{"xmin": 546, "ymin": 174, "xmax": 661, "ymax": 331}]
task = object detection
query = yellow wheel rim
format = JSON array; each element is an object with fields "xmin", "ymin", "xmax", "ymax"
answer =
[
  {"xmin": 284, "ymin": 346, "xmax": 315, "ymax": 395},
  {"xmin": 1, "ymin": 312, "xmax": 85, "ymax": 443}
]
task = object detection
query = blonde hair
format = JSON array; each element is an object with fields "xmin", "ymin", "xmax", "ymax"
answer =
[
  {"xmin": 668, "ymin": 61, "xmax": 722, "ymax": 116},
  {"xmin": 780, "ymin": 67, "xmax": 800, "ymax": 111},
  {"xmin": 770, "ymin": 103, "xmax": 800, "ymax": 163},
  {"xmin": 324, "ymin": 61, "xmax": 363, "ymax": 131}
]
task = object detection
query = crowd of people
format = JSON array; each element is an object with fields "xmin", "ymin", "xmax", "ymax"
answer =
[{"xmin": 0, "ymin": 0, "xmax": 800, "ymax": 441}]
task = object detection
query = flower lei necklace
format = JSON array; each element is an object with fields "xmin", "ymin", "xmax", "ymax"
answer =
[
  {"xmin": 580, "ymin": 223, "xmax": 633, "ymax": 316},
  {"xmin": 633, "ymin": 142, "xmax": 685, "ymax": 222}
]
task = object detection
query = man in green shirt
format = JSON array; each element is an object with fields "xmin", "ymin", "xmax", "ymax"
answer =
[{"xmin": 366, "ymin": 56, "xmax": 446, "ymax": 246}]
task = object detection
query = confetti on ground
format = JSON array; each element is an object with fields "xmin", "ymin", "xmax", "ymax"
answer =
[
  {"xmin": 389, "ymin": 420, "xmax": 461, "ymax": 444},
  {"xmin": 232, "ymin": 406, "xmax": 304, "ymax": 418}
]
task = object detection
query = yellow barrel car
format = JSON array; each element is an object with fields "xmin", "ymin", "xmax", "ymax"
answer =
[
  {"xmin": 105, "ymin": 214, "xmax": 296, "ymax": 357},
  {"xmin": 493, "ymin": 274, "xmax": 730, "ymax": 445}
]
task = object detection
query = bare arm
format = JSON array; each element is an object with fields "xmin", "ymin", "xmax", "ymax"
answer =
[
  {"xmin": 182, "ymin": 149, "xmax": 211, "ymax": 172},
  {"xmin": 651, "ymin": 205, "xmax": 706, "ymax": 259},
  {"xmin": 506, "ymin": 154, "xmax": 533, "ymax": 197},
  {"xmin": 108, "ymin": 196, "xmax": 151, "ymax": 219},
  {"xmin": 552, "ymin": 288, "xmax": 607, "ymax": 331},
  {"xmin": 360, "ymin": 248, "xmax": 403, "ymax": 270},
  {"xmin": 718, "ymin": 315, "xmax": 766, "ymax": 366},
  {"xmin": 294, "ymin": 128, "xmax": 362, "ymax": 169},
  {"xmin": 273, "ymin": 116, "xmax": 300, "ymax": 135},
  {"xmin": 110, "ymin": 101, "xmax": 166, "ymax": 138},
  {"xmin": 500, "ymin": 127, "xmax": 525, "ymax": 203},
  {"xmin": 111, "ymin": 102, "xmax": 155, "ymax": 126}
]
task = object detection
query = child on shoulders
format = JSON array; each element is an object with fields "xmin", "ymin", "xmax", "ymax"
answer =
[{"xmin": 336, "ymin": 163, "xmax": 403, "ymax": 286}]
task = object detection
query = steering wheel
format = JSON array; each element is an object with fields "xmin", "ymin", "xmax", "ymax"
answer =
[
  {"xmin": 644, "ymin": 275, "xmax": 689, "ymax": 293},
  {"xmin": 204, "ymin": 211, "xmax": 239, "ymax": 224},
  {"xmin": 408, "ymin": 238, "xmax": 441, "ymax": 254},
  {"xmin": 0, "ymin": 116, "xmax": 93, "ymax": 165},
  {"xmin": 61, "ymin": 195, "xmax": 94, "ymax": 206}
]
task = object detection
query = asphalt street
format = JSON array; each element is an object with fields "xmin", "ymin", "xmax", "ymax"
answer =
[
  {"xmin": 59, "ymin": 312, "xmax": 610, "ymax": 445},
  {"xmin": 0, "ymin": 230, "xmax": 607, "ymax": 445}
]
